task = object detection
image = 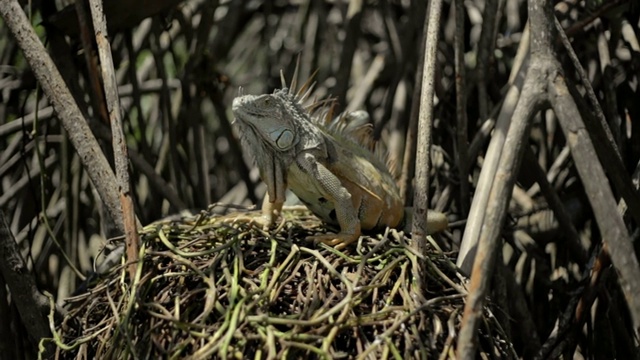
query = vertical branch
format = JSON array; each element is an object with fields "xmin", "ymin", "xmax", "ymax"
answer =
[
  {"xmin": 457, "ymin": 72, "xmax": 543, "ymax": 359},
  {"xmin": 476, "ymin": 0, "xmax": 501, "ymax": 121},
  {"xmin": 454, "ymin": 0, "xmax": 469, "ymax": 216},
  {"xmin": 411, "ymin": 0, "xmax": 443, "ymax": 296},
  {"xmin": 455, "ymin": 4, "xmax": 531, "ymax": 273},
  {"xmin": 527, "ymin": 0, "xmax": 554, "ymax": 58},
  {"xmin": 456, "ymin": 83, "xmax": 521, "ymax": 273},
  {"xmin": 74, "ymin": 0, "xmax": 109, "ymax": 125},
  {"xmin": 88, "ymin": 0, "xmax": 140, "ymax": 280},
  {"xmin": 399, "ymin": 5, "xmax": 428, "ymax": 203},
  {"xmin": 333, "ymin": 0, "xmax": 363, "ymax": 109},
  {"xmin": 184, "ymin": 3, "xmax": 217, "ymax": 208},
  {"xmin": 151, "ymin": 23, "xmax": 181, "ymax": 203}
]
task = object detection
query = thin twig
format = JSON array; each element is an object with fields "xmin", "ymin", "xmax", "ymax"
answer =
[
  {"xmin": 88, "ymin": 0, "xmax": 140, "ymax": 281},
  {"xmin": 454, "ymin": 0, "xmax": 469, "ymax": 217},
  {"xmin": 412, "ymin": 0, "xmax": 444, "ymax": 298}
]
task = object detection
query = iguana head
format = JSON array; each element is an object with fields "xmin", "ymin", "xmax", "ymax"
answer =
[
  {"xmin": 232, "ymin": 89, "xmax": 302, "ymax": 151},
  {"xmin": 232, "ymin": 84, "xmax": 327, "ymax": 204}
]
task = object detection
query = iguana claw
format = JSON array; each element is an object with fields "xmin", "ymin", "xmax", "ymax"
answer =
[{"xmin": 308, "ymin": 233, "xmax": 359, "ymax": 250}]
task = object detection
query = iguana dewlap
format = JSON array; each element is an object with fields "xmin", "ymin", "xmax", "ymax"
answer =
[{"xmin": 232, "ymin": 84, "xmax": 447, "ymax": 249}]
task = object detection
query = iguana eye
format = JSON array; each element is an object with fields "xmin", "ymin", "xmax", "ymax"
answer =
[{"xmin": 274, "ymin": 129, "xmax": 294, "ymax": 149}]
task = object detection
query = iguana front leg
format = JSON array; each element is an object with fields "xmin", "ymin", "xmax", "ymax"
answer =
[
  {"xmin": 255, "ymin": 155, "xmax": 287, "ymax": 229},
  {"xmin": 297, "ymin": 152, "xmax": 361, "ymax": 249},
  {"xmin": 260, "ymin": 191, "xmax": 284, "ymax": 229}
]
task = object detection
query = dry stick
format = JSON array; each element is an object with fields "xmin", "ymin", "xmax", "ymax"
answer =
[
  {"xmin": 74, "ymin": 0, "xmax": 109, "ymax": 125},
  {"xmin": 151, "ymin": 23, "xmax": 181, "ymax": 203},
  {"xmin": 0, "ymin": 210, "xmax": 53, "ymax": 355},
  {"xmin": 123, "ymin": 31, "xmax": 153, "ymax": 167},
  {"xmin": 88, "ymin": 0, "xmax": 140, "ymax": 281},
  {"xmin": 0, "ymin": 106, "xmax": 55, "ymax": 137},
  {"xmin": 476, "ymin": 0, "xmax": 500, "ymax": 121},
  {"xmin": 374, "ymin": 3, "xmax": 405, "ymax": 139},
  {"xmin": 456, "ymin": 82, "xmax": 521, "ymax": 274},
  {"xmin": 458, "ymin": 0, "xmax": 552, "ymax": 355},
  {"xmin": 537, "ymin": 239, "xmax": 638, "ymax": 358},
  {"xmin": 596, "ymin": 32, "xmax": 621, "ymax": 144},
  {"xmin": 395, "ymin": 2, "xmax": 427, "ymax": 199},
  {"xmin": 456, "ymin": 22, "xmax": 530, "ymax": 273},
  {"xmin": 399, "ymin": 13, "xmax": 428, "ymax": 203},
  {"xmin": 535, "ymin": 291, "xmax": 582, "ymax": 359},
  {"xmin": 508, "ymin": 23, "xmax": 530, "ymax": 86},
  {"xmin": 555, "ymin": 17, "xmax": 640, "ymax": 227},
  {"xmin": 333, "ymin": 0, "xmax": 363, "ymax": 109},
  {"xmin": 595, "ymin": 284, "xmax": 640, "ymax": 357},
  {"xmin": 544, "ymin": 249, "xmax": 610, "ymax": 358},
  {"xmin": 188, "ymin": 2, "xmax": 217, "ymax": 208},
  {"xmin": 210, "ymin": 0, "xmax": 244, "ymax": 62},
  {"xmin": 454, "ymin": 0, "xmax": 470, "ymax": 216},
  {"xmin": 525, "ymin": 144, "xmax": 570, "ymax": 197},
  {"xmin": 0, "ymin": 133, "xmax": 26, "ymax": 176},
  {"xmin": 499, "ymin": 264, "xmax": 541, "ymax": 357},
  {"xmin": 0, "ymin": 137, "xmax": 37, "ymax": 178},
  {"xmin": 0, "ymin": 0, "xmax": 124, "ymax": 233},
  {"xmin": 411, "ymin": 0, "xmax": 443, "ymax": 298},
  {"xmin": 562, "ymin": 0, "xmax": 629, "ymax": 38},
  {"xmin": 522, "ymin": 148, "xmax": 586, "ymax": 264},
  {"xmin": 550, "ymin": 78, "xmax": 640, "ymax": 333},
  {"xmin": 464, "ymin": 109, "xmax": 497, "ymax": 173},
  {"xmin": 457, "ymin": 70, "xmax": 543, "ymax": 358},
  {"xmin": 0, "ymin": 276, "xmax": 16, "ymax": 358},
  {"xmin": 345, "ymin": 55, "xmax": 385, "ymax": 113}
]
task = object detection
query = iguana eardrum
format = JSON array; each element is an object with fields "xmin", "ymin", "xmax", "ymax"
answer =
[{"xmin": 232, "ymin": 74, "xmax": 448, "ymax": 249}]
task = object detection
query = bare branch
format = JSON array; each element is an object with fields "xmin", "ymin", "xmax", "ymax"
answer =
[
  {"xmin": 88, "ymin": 0, "xmax": 140, "ymax": 280},
  {"xmin": 412, "ymin": 0, "xmax": 444, "ymax": 297},
  {"xmin": 457, "ymin": 70, "xmax": 544, "ymax": 358}
]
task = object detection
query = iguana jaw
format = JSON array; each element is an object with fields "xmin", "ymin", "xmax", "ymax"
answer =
[{"xmin": 233, "ymin": 93, "xmax": 293, "ymax": 203}]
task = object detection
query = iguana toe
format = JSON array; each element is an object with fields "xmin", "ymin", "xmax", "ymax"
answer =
[
  {"xmin": 255, "ymin": 214, "xmax": 274, "ymax": 231},
  {"xmin": 225, "ymin": 213, "xmax": 273, "ymax": 231},
  {"xmin": 308, "ymin": 233, "xmax": 359, "ymax": 250}
]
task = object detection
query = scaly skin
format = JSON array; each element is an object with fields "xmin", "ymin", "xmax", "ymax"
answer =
[{"xmin": 232, "ymin": 86, "xmax": 447, "ymax": 249}]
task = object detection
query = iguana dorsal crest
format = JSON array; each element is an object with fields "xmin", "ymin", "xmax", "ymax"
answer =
[{"xmin": 276, "ymin": 72, "xmax": 399, "ymax": 178}]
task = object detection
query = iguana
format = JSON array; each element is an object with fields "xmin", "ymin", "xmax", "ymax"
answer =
[{"xmin": 232, "ymin": 73, "xmax": 448, "ymax": 249}]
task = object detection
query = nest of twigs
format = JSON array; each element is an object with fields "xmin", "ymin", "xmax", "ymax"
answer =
[{"xmin": 52, "ymin": 208, "xmax": 511, "ymax": 359}]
